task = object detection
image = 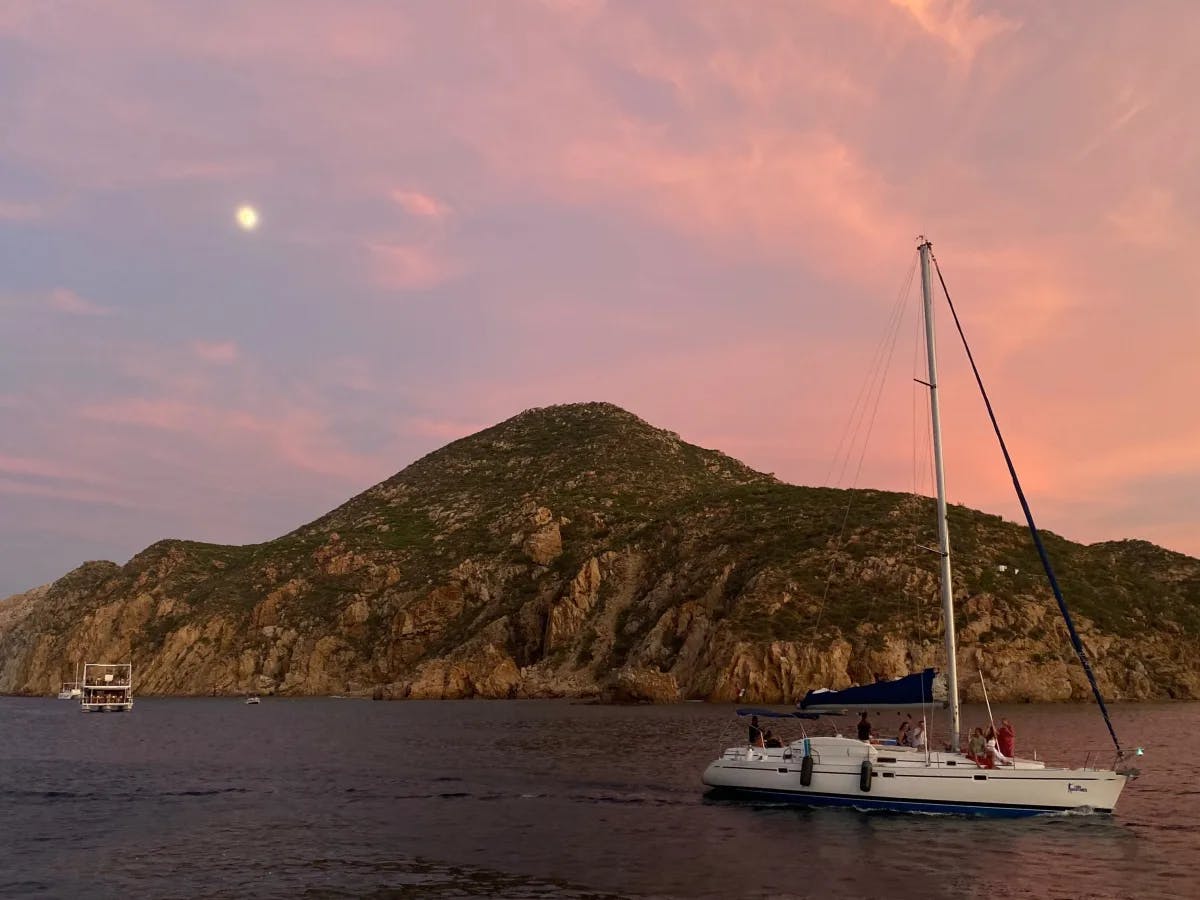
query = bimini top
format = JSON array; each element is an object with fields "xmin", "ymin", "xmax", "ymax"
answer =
[
  {"xmin": 798, "ymin": 668, "xmax": 947, "ymax": 712},
  {"xmin": 735, "ymin": 707, "xmax": 824, "ymax": 720}
]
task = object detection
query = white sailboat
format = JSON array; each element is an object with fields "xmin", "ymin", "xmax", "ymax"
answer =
[
  {"xmin": 701, "ymin": 239, "xmax": 1142, "ymax": 816},
  {"xmin": 56, "ymin": 682, "xmax": 81, "ymax": 700}
]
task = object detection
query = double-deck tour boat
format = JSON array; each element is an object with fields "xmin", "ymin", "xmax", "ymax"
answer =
[{"xmin": 80, "ymin": 662, "xmax": 134, "ymax": 713}]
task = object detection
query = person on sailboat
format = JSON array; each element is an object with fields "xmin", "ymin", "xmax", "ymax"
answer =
[
  {"xmin": 997, "ymin": 718, "xmax": 1015, "ymax": 759},
  {"xmin": 748, "ymin": 716, "xmax": 764, "ymax": 747},
  {"xmin": 897, "ymin": 717, "xmax": 911, "ymax": 746},
  {"xmin": 856, "ymin": 712, "xmax": 873, "ymax": 742},
  {"xmin": 967, "ymin": 727, "xmax": 986, "ymax": 761},
  {"xmin": 985, "ymin": 726, "xmax": 1012, "ymax": 766},
  {"xmin": 909, "ymin": 718, "xmax": 927, "ymax": 750}
]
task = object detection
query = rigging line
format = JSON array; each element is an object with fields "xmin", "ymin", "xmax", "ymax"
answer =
[
  {"xmin": 812, "ymin": 255, "xmax": 916, "ymax": 636},
  {"xmin": 931, "ymin": 253, "xmax": 1123, "ymax": 754},
  {"xmin": 823, "ymin": 256, "xmax": 918, "ymax": 488},
  {"xmin": 848, "ymin": 291, "xmax": 912, "ymax": 629},
  {"xmin": 830, "ymin": 263, "xmax": 914, "ymax": 502},
  {"xmin": 826, "ymin": 263, "xmax": 914, "ymax": 489}
]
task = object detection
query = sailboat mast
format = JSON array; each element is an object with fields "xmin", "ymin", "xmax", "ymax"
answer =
[{"xmin": 918, "ymin": 238, "xmax": 961, "ymax": 750}]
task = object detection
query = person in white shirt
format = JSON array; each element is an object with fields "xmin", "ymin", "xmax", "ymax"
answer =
[
  {"xmin": 909, "ymin": 718, "xmax": 926, "ymax": 750},
  {"xmin": 985, "ymin": 725, "xmax": 1011, "ymax": 765}
]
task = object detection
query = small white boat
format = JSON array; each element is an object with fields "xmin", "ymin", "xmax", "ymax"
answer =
[
  {"xmin": 80, "ymin": 662, "xmax": 133, "ymax": 712},
  {"xmin": 56, "ymin": 682, "xmax": 82, "ymax": 700},
  {"xmin": 244, "ymin": 695, "xmax": 261, "ymax": 705},
  {"xmin": 702, "ymin": 239, "xmax": 1142, "ymax": 816}
]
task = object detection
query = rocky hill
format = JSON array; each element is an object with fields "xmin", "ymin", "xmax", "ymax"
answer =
[{"xmin": 2, "ymin": 402, "xmax": 1198, "ymax": 703}]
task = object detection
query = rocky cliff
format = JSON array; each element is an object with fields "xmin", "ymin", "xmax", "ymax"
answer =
[{"xmin": 2, "ymin": 402, "xmax": 1198, "ymax": 703}]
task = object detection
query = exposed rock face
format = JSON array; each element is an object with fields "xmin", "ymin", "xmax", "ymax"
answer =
[
  {"xmin": 2, "ymin": 402, "xmax": 1199, "ymax": 704},
  {"xmin": 523, "ymin": 523, "xmax": 562, "ymax": 566},
  {"xmin": 603, "ymin": 666, "xmax": 681, "ymax": 703}
]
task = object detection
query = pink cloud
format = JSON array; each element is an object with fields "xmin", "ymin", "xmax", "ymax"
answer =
[
  {"xmin": 548, "ymin": 128, "xmax": 916, "ymax": 288},
  {"xmin": 403, "ymin": 417, "xmax": 488, "ymax": 441},
  {"xmin": 0, "ymin": 454, "xmax": 111, "ymax": 487},
  {"xmin": 0, "ymin": 476, "xmax": 138, "ymax": 509},
  {"xmin": 326, "ymin": 357, "xmax": 379, "ymax": 393},
  {"xmin": 191, "ymin": 340, "xmax": 239, "ymax": 365},
  {"xmin": 391, "ymin": 189, "xmax": 452, "ymax": 220},
  {"xmin": 0, "ymin": 200, "xmax": 45, "ymax": 221},
  {"xmin": 46, "ymin": 288, "xmax": 112, "ymax": 316},
  {"xmin": 885, "ymin": 0, "xmax": 1019, "ymax": 64},
  {"xmin": 1106, "ymin": 188, "xmax": 1193, "ymax": 249},
  {"xmin": 154, "ymin": 157, "xmax": 267, "ymax": 182},
  {"xmin": 1076, "ymin": 87, "xmax": 1150, "ymax": 161},
  {"xmin": 368, "ymin": 242, "xmax": 456, "ymax": 291},
  {"xmin": 79, "ymin": 397, "xmax": 392, "ymax": 484}
]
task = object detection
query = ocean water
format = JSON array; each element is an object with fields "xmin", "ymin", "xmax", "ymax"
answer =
[{"xmin": 1, "ymin": 697, "xmax": 1195, "ymax": 899}]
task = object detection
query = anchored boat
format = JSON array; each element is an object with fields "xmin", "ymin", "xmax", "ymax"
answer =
[
  {"xmin": 56, "ymin": 681, "xmax": 81, "ymax": 700},
  {"xmin": 702, "ymin": 239, "xmax": 1142, "ymax": 816},
  {"xmin": 80, "ymin": 662, "xmax": 134, "ymax": 713}
]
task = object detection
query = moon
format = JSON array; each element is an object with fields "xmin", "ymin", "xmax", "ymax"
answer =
[{"xmin": 235, "ymin": 205, "xmax": 259, "ymax": 231}]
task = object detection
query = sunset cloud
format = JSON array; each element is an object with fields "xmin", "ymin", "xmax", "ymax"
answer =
[
  {"xmin": 1106, "ymin": 188, "xmax": 1193, "ymax": 249},
  {"xmin": 191, "ymin": 340, "xmax": 239, "ymax": 365},
  {"xmin": 0, "ymin": 474, "xmax": 140, "ymax": 509},
  {"xmin": 79, "ymin": 396, "xmax": 392, "ymax": 484},
  {"xmin": 0, "ymin": 200, "xmax": 46, "ymax": 221},
  {"xmin": 0, "ymin": 454, "xmax": 111, "ymax": 488},
  {"xmin": 368, "ymin": 242, "xmax": 456, "ymax": 291},
  {"xmin": 45, "ymin": 288, "xmax": 113, "ymax": 317},
  {"xmin": 391, "ymin": 190, "xmax": 452, "ymax": 220},
  {"xmin": 886, "ymin": 0, "xmax": 1019, "ymax": 64}
]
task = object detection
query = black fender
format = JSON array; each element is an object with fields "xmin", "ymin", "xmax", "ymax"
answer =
[{"xmin": 800, "ymin": 754, "xmax": 814, "ymax": 786}]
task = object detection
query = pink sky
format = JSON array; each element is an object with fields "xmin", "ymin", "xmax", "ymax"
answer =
[{"xmin": 0, "ymin": 1, "xmax": 1197, "ymax": 594}]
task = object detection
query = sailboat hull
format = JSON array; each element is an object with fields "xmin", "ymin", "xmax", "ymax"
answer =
[{"xmin": 702, "ymin": 739, "xmax": 1126, "ymax": 818}]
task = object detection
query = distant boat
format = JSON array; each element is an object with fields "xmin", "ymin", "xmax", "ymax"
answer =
[
  {"xmin": 244, "ymin": 696, "xmax": 261, "ymax": 705},
  {"xmin": 701, "ymin": 238, "xmax": 1141, "ymax": 816},
  {"xmin": 56, "ymin": 682, "xmax": 81, "ymax": 700},
  {"xmin": 80, "ymin": 663, "xmax": 133, "ymax": 712}
]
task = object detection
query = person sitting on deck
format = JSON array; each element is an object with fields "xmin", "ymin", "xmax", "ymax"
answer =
[
  {"xmin": 997, "ymin": 718, "xmax": 1016, "ymax": 759},
  {"xmin": 764, "ymin": 729, "xmax": 784, "ymax": 749},
  {"xmin": 856, "ymin": 712, "xmax": 873, "ymax": 742},
  {"xmin": 908, "ymin": 718, "xmax": 926, "ymax": 750},
  {"xmin": 985, "ymin": 726, "xmax": 1012, "ymax": 766},
  {"xmin": 967, "ymin": 727, "xmax": 986, "ymax": 762},
  {"xmin": 897, "ymin": 716, "xmax": 912, "ymax": 746}
]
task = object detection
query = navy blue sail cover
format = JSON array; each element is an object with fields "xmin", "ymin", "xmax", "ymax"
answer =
[{"xmin": 798, "ymin": 668, "xmax": 942, "ymax": 711}]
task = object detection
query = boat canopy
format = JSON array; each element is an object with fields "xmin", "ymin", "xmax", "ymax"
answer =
[
  {"xmin": 735, "ymin": 707, "xmax": 824, "ymax": 720},
  {"xmin": 798, "ymin": 668, "xmax": 947, "ymax": 712}
]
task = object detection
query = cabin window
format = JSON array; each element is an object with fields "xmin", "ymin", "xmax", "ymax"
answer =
[{"xmin": 974, "ymin": 774, "xmax": 987, "ymax": 781}]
